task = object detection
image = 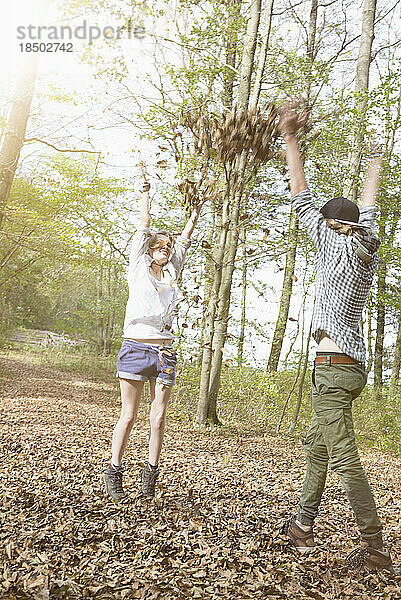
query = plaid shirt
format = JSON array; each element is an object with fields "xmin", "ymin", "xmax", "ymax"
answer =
[{"xmin": 292, "ymin": 189, "xmax": 380, "ymax": 362}]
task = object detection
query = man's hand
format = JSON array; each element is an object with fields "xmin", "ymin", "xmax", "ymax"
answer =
[
  {"xmin": 279, "ymin": 99, "xmax": 310, "ymax": 138},
  {"xmin": 279, "ymin": 99, "xmax": 309, "ymax": 196},
  {"xmin": 363, "ymin": 138, "xmax": 383, "ymax": 160}
]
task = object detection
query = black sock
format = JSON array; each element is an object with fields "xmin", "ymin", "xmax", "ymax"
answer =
[{"xmin": 148, "ymin": 462, "xmax": 158, "ymax": 471}]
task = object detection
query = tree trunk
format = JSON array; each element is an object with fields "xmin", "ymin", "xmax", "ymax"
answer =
[
  {"xmin": 373, "ymin": 250, "xmax": 386, "ymax": 388},
  {"xmin": 199, "ymin": 195, "xmax": 217, "ymax": 366},
  {"xmin": 237, "ymin": 229, "xmax": 247, "ymax": 364},
  {"xmin": 366, "ymin": 299, "xmax": 374, "ymax": 374},
  {"xmin": 237, "ymin": 0, "xmax": 261, "ymax": 109},
  {"xmin": 0, "ymin": 0, "xmax": 49, "ymax": 230},
  {"xmin": 288, "ymin": 317, "xmax": 313, "ymax": 434},
  {"xmin": 389, "ymin": 308, "xmax": 401, "ymax": 397},
  {"xmin": 195, "ymin": 0, "xmax": 261, "ymax": 427},
  {"xmin": 344, "ymin": 0, "xmax": 377, "ymax": 200},
  {"xmin": 250, "ymin": 0, "xmax": 275, "ymax": 107},
  {"xmin": 196, "ymin": 192, "xmax": 231, "ymax": 425},
  {"xmin": 223, "ymin": 0, "xmax": 242, "ymax": 108},
  {"xmin": 206, "ymin": 154, "xmax": 247, "ymax": 422},
  {"xmin": 97, "ymin": 259, "xmax": 104, "ymax": 353},
  {"xmin": 267, "ymin": 209, "xmax": 299, "ymax": 371},
  {"xmin": 267, "ymin": 0, "xmax": 318, "ymax": 372}
]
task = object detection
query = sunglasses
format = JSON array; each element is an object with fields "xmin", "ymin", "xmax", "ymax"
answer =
[{"xmin": 151, "ymin": 240, "xmax": 173, "ymax": 252}]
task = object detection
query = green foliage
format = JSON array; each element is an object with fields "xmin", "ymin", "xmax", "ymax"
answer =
[
  {"xmin": 0, "ymin": 156, "xmax": 130, "ymax": 345},
  {"xmin": 23, "ymin": 344, "xmax": 399, "ymax": 454}
]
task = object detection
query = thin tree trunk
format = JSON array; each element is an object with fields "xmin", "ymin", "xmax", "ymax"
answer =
[
  {"xmin": 97, "ymin": 259, "xmax": 104, "ymax": 353},
  {"xmin": 366, "ymin": 299, "xmax": 374, "ymax": 374},
  {"xmin": 195, "ymin": 0, "xmax": 261, "ymax": 427},
  {"xmin": 237, "ymin": 0, "xmax": 262, "ymax": 108},
  {"xmin": 0, "ymin": 0, "xmax": 49, "ymax": 230},
  {"xmin": 237, "ymin": 229, "xmax": 247, "ymax": 364},
  {"xmin": 250, "ymin": 0, "xmax": 275, "ymax": 107},
  {"xmin": 267, "ymin": 210, "xmax": 299, "ymax": 371},
  {"xmin": 373, "ymin": 246, "xmax": 386, "ymax": 388},
  {"xmin": 288, "ymin": 317, "xmax": 313, "ymax": 434},
  {"xmin": 344, "ymin": 0, "xmax": 377, "ymax": 200},
  {"xmin": 199, "ymin": 195, "xmax": 217, "ymax": 366},
  {"xmin": 196, "ymin": 191, "xmax": 231, "ymax": 425},
  {"xmin": 389, "ymin": 309, "xmax": 401, "ymax": 396},
  {"xmin": 267, "ymin": 0, "xmax": 318, "ymax": 372},
  {"xmin": 223, "ymin": 0, "xmax": 242, "ymax": 108},
  {"xmin": 206, "ymin": 154, "xmax": 247, "ymax": 422}
]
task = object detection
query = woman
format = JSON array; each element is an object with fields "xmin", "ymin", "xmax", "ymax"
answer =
[{"xmin": 103, "ymin": 175, "xmax": 204, "ymax": 500}]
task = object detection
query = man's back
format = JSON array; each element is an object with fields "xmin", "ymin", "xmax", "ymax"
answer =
[{"xmin": 292, "ymin": 189, "xmax": 380, "ymax": 362}]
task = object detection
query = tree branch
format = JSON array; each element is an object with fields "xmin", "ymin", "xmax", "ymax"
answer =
[{"xmin": 24, "ymin": 137, "xmax": 100, "ymax": 154}]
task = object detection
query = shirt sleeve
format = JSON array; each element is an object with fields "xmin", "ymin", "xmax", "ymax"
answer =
[
  {"xmin": 291, "ymin": 189, "xmax": 328, "ymax": 253},
  {"xmin": 128, "ymin": 227, "xmax": 151, "ymax": 270},
  {"xmin": 170, "ymin": 235, "xmax": 191, "ymax": 276},
  {"xmin": 353, "ymin": 206, "xmax": 381, "ymax": 258},
  {"xmin": 358, "ymin": 206, "xmax": 378, "ymax": 233}
]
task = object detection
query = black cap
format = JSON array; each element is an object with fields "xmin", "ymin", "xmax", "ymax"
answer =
[{"xmin": 320, "ymin": 197, "xmax": 360, "ymax": 226}]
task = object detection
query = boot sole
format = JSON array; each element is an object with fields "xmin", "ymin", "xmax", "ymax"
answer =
[{"xmin": 294, "ymin": 545, "xmax": 315, "ymax": 554}]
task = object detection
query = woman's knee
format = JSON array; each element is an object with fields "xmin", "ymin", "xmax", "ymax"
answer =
[
  {"xmin": 150, "ymin": 407, "xmax": 167, "ymax": 431},
  {"xmin": 119, "ymin": 411, "xmax": 137, "ymax": 428}
]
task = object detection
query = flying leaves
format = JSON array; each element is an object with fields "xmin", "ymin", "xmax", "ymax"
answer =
[{"xmin": 181, "ymin": 103, "xmax": 279, "ymax": 166}]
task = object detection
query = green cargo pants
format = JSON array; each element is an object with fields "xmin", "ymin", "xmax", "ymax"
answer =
[{"xmin": 297, "ymin": 362, "xmax": 383, "ymax": 548}]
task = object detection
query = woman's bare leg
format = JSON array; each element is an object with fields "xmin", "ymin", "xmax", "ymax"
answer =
[
  {"xmin": 148, "ymin": 381, "xmax": 172, "ymax": 466},
  {"xmin": 111, "ymin": 379, "xmax": 144, "ymax": 466}
]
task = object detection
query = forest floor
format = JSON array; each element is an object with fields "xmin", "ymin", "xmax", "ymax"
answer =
[{"xmin": 1, "ymin": 351, "xmax": 401, "ymax": 600}]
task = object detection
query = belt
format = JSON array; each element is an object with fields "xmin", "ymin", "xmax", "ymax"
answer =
[{"xmin": 314, "ymin": 355, "xmax": 361, "ymax": 366}]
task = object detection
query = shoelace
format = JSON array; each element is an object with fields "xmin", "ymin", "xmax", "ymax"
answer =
[
  {"xmin": 281, "ymin": 518, "xmax": 291, "ymax": 536},
  {"xmin": 346, "ymin": 546, "xmax": 369, "ymax": 570},
  {"xmin": 109, "ymin": 470, "xmax": 124, "ymax": 493},
  {"xmin": 143, "ymin": 468, "xmax": 159, "ymax": 492}
]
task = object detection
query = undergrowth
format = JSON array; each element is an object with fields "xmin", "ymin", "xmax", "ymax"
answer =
[{"xmin": 2, "ymin": 344, "xmax": 400, "ymax": 454}]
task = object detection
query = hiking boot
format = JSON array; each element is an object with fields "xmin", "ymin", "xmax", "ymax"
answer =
[
  {"xmin": 281, "ymin": 516, "xmax": 315, "ymax": 554},
  {"xmin": 103, "ymin": 465, "xmax": 127, "ymax": 501},
  {"xmin": 140, "ymin": 464, "xmax": 160, "ymax": 499},
  {"xmin": 345, "ymin": 542, "xmax": 394, "ymax": 573}
]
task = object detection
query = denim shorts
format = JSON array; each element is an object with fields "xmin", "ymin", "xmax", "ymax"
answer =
[{"xmin": 116, "ymin": 339, "xmax": 177, "ymax": 386}]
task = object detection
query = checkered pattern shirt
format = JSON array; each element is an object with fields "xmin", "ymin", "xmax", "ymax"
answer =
[{"xmin": 292, "ymin": 189, "xmax": 380, "ymax": 362}]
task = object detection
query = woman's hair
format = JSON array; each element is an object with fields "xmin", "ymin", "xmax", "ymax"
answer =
[{"xmin": 147, "ymin": 231, "xmax": 175, "ymax": 252}]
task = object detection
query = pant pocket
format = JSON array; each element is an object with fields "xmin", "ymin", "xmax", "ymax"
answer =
[
  {"xmin": 333, "ymin": 368, "xmax": 366, "ymax": 394},
  {"xmin": 316, "ymin": 409, "xmax": 350, "ymax": 446}
]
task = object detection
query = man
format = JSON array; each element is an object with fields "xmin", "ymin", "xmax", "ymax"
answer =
[
  {"xmin": 103, "ymin": 174, "xmax": 204, "ymax": 501},
  {"xmin": 279, "ymin": 101, "xmax": 393, "ymax": 573}
]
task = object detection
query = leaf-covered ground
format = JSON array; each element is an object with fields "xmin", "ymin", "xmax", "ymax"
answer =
[{"xmin": 1, "ymin": 353, "xmax": 400, "ymax": 600}]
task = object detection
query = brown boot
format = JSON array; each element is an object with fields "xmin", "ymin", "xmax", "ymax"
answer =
[
  {"xmin": 282, "ymin": 516, "xmax": 315, "ymax": 554},
  {"xmin": 140, "ymin": 464, "xmax": 160, "ymax": 499},
  {"xmin": 346, "ymin": 542, "xmax": 394, "ymax": 573}
]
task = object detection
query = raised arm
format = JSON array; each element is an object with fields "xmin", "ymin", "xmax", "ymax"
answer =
[
  {"xmin": 360, "ymin": 156, "xmax": 382, "ymax": 207},
  {"xmin": 180, "ymin": 203, "xmax": 203, "ymax": 240},
  {"xmin": 138, "ymin": 162, "xmax": 151, "ymax": 229},
  {"xmin": 279, "ymin": 101, "xmax": 309, "ymax": 197}
]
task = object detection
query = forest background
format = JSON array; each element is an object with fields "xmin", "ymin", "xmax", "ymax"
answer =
[{"xmin": 1, "ymin": 0, "xmax": 401, "ymax": 449}]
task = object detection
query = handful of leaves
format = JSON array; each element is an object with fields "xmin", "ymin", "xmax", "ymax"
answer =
[
  {"xmin": 178, "ymin": 178, "xmax": 221, "ymax": 211},
  {"xmin": 181, "ymin": 103, "xmax": 278, "ymax": 166}
]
